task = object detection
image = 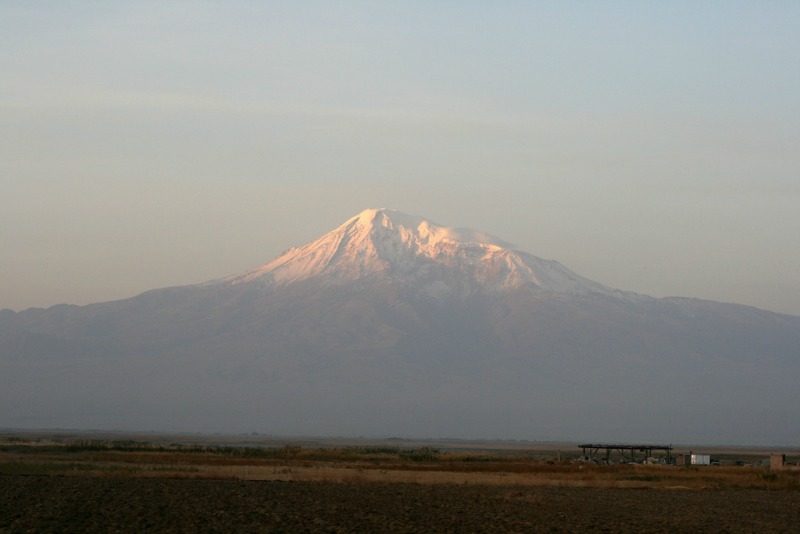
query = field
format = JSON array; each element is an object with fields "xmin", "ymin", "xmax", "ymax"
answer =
[{"xmin": 2, "ymin": 433, "xmax": 799, "ymax": 532}]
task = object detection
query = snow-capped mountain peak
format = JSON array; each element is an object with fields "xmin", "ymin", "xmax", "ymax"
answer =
[
  {"xmin": 352, "ymin": 208, "xmax": 511, "ymax": 249},
  {"xmin": 226, "ymin": 208, "xmax": 625, "ymax": 298}
]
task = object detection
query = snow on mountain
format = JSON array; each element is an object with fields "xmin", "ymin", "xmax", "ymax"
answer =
[
  {"xmin": 225, "ymin": 208, "xmax": 631, "ymax": 299},
  {"xmin": 2, "ymin": 208, "xmax": 800, "ymax": 444}
]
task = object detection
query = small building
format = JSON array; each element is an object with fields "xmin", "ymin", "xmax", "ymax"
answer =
[
  {"xmin": 677, "ymin": 453, "xmax": 711, "ymax": 466},
  {"xmin": 770, "ymin": 453, "xmax": 786, "ymax": 471}
]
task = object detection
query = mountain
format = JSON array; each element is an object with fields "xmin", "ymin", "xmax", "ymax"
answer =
[
  {"xmin": 226, "ymin": 208, "xmax": 624, "ymax": 298},
  {"xmin": 2, "ymin": 208, "xmax": 799, "ymax": 445}
]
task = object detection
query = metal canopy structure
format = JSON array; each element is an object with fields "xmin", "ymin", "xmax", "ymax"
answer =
[{"xmin": 578, "ymin": 443, "xmax": 673, "ymax": 463}]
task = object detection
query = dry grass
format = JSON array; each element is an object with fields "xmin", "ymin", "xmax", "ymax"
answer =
[
  {"xmin": 3, "ymin": 436, "xmax": 799, "ymax": 490},
  {"xmin": 200, "ymin": 463, "xmax": 800, "ymax": 490}
]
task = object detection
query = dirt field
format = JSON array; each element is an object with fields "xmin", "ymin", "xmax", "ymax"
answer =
[
  {"xmin": 2, "ymin": 435, "xmax": 799, "ymax": 532},
  {"xmin": 2, "ymin": 475, "xmax": 799, "ymax": 533}
]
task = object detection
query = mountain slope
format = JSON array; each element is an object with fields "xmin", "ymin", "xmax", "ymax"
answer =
[
  {"xmin": 1, "ymin": 209, "xmax": 798, "ymax": 445},
  {"xmin": 225, "ymin": 208, "xmax": 630, "ymax": 299}
]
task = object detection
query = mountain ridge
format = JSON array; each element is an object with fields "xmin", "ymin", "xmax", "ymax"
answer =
[
  {"xmin": 1, "ymin": 209, "xmax": 798, "ymax": 444},
  {"xmin": 223, "ymin": 208, "xmax": 634, "ymax": 300}
]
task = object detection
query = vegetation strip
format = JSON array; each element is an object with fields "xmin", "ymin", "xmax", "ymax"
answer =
[{"xmin": 2, "ymin": 437, "xmax": 799, "ymax": 490}]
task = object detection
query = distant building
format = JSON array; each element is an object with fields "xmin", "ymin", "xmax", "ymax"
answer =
[
  {"xmin": 677, "ymin": 453, "xmax": 711, "ymax": 466},
  {"xmin": 770, "ymin": 453, "xmax": 786, "ymax": 471}
]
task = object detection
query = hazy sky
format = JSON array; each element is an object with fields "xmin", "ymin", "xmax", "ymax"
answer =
[{"xmin": 2, "ymin": 2, "xmax": 799, "ymax": 316}]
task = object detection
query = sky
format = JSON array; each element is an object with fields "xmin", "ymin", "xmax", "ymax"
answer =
[{"xmin": 2, "ymin": 1, "xmax": 799, "ymax": 316}]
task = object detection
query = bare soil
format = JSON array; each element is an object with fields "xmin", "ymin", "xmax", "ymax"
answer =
[{"xmin": 3, "ymin": 475, "xmax": 800, "ymax": 533}]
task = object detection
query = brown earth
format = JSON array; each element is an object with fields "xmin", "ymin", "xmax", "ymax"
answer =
[{"xmin": 3, "ymin": 475, "xmax": 800, "ymax": 533}]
